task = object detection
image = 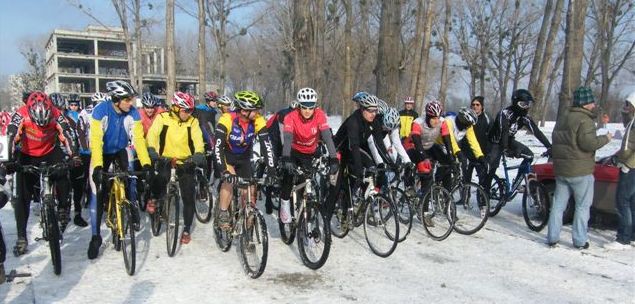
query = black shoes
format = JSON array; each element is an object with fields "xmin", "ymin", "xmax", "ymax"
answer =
[
  {"xmin": 574, "ymin": 242, "xmax": 590, "ymax": 250},
  {"xmin": 87, "ymin": 235, "xmax": 102, "ymax": 259},
  {"xmin": 74, "ymin": 213, "xmax": 89, "ymax": 227},
  {"xmin": 13, "ymin": 238, "xmax": 28, "ymax": 257}
]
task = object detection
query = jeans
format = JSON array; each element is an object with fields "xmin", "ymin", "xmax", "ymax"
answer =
[
  {"xmin": 615, "ymin": 169, "xmax": 635, "ymax": 244},
  {"xmin": 547, "ymin": 175, "xmax": 594, "ymax": 247}
]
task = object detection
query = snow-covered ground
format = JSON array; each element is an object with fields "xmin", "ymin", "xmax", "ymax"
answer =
[{"xmin": 1, "ymin": 121, "xmax": 634, "ymax": 304}]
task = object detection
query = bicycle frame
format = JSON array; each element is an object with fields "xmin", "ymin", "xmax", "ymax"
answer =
[
  {"xmin": 105, "ymin": 175, "xmax": 132, "ymax": 239},
  {"xmin": 500, "ymin": 154, "xmax": 532, "ymax": 201}
]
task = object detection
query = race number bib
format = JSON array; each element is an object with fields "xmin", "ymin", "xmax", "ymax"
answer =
[{"xmin": 0, "ymin": 135, "xmax": 8, "ymax": 161}]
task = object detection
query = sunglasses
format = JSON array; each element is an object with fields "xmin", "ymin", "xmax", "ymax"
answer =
[
  {"xmin": 181, "ymin": 108, "xmax": 194, "ymax": 114},
  {"xmin": 517, "ymin": 100, "xmax": 532, "ymax": 109},
  {"xmin": 471, "ymin": 103, "xmax": 481, "ymax": 107},
  {"xmin": 363, "ymin": 108, "xmax": 378, "ymax": 114},
  {"xmin": 299, "ymin": 105, "xmax": 316, "ymax": 110}
]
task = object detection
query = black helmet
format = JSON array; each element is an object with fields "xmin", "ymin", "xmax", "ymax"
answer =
[{"xmin": 511, "ymin": 89, "xmax": 533, "ymax": 110}]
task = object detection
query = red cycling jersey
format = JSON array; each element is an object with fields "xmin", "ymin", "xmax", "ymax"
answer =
[
  {"xmin": 139, "ymin": 107, "xmax": 166, "ymax": 136},
  {"xmin": 283, "ymin": 108, "xmax": 330, "ymax": 154},
  {"xmin": 12, "ymin": 105, "xmax": 69, "ymax": 157}
]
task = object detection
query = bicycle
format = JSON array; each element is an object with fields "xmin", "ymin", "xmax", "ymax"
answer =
[
  {"xmin": 329, "ymin": 166, "xmax": 400, "ymax": 258},
  {"xmin": 21, "ymin": 161, "xmax": 70, "ymax": 275},
  {"xmin": 148, "ymin": 158, "xmax": 185, "ymax": 257},
  {"xmin": 445, "ymin": 162, "xmax": 490, "ymax": 235},
  {"xmin": 213, "ymin": 175, "xmax": 268, "ymax": 279},
  {"xmin": 487, "ymin": 152, "xmax": 550, "ymax": 231},
  {"xmin": 194, "ymin": 162, "xmax": 213, "ymax": 223},
  {"xmin": 279, "ymin": 157, "xmax": 332, "ymax": 269}
]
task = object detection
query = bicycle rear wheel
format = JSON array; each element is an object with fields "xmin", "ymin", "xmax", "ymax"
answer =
[
  {"xmin": 238, "ymin": 209, "xmax": 268, "ymax": 279},
  {"xmin": 166, "ymin": 190, "xmax": 180, "ymax": 257},
  {"xmin": 488, "ymin": 176, "xmax": 506, "ymax": 217},
  {"xmin": 195, "ymin": 174, "xmax": 213, "ymax": 223},
  {"xmin": 523, "ymin": 179, "xmax": 549, "ymax": 232},
  {"xmin": 329, "ymin": 193, "xmax": 349, "ymax": 238},
  {"xmin": 45, "ymin": 202, "xmax": 62, "ymax": 275},
  {"xmin": 421, "ymin": 185, "xmax": 454, "ymax": 241},
  {"xmin": 297, "ymin": 206, "xmax": 331, "ymax": 269},
  {"xmin": 451, "ymin": 182, "xmax": 490, "ymax": 235},
  {"xmin": 150, "ymin": 206, "xmax": 162, "ymax": 237},
  {"xmin": 391, "ymin": 187, "xmax": 413, "ymax": 242},
  {"xmin": 363, "ymin": 194, "xmax": 399, "ymax": 258},
  {"xmin": 121, "ymin": 202, "xmax": 136, "ymax": 275}
]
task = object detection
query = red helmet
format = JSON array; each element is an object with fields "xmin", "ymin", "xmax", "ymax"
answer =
[
  {"xmin": 425, "ymin": 101, "xmax": 443, "ymax": 118},
  {"xmin": 28, "ymin": 98, "xmax": 53, "ymax": 127},
  {"xmin": 172, "ymin": 92, "xmax": 195, "ymax": 110},
  {"xmin": 204, "ymin": 91, "xmax": 219, "ymax": 102},
  {"xmin": 27, "ymin": 91, "xmax": 50, "ymax": 106}
]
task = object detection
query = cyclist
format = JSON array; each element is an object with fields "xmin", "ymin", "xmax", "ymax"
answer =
[
  {"xmin": 195, "ymin": 91, "xmax": 219, "ymax": 146},
  {"xmin": 460, "ymin": 96, "xmax": 490, "ymax": 184},
  {"xmin": 87, "ymin": 80, "xmax": 152, "ymax": 260},
  {"xmin": 216, "ymin": 94, "xmax": 233, "ymax": 115},
  {"xmin": 399, "ymin": 96, "xmax": 419, "ymax": 140},
  {"xmin": 146, "ymin": 92, "xmax": 206, "ymax": 244},
  {"xmin": 66, "ymin": 94, "xmax": 82, "ymax": 123},
  {"xmin": 139, "ymin": 92, "xmax": 165, "ymax": 136},
  {"xmin": 485, "ymin": 89, "xmax": 552, "ymax": 192},
  {"xmin": 5, "ymin": 92, "xmax": 78, "ymax": 256},
  {"xmin": 214, "ymin": 90, "xmax": 276, "ymax": 230},
  {"xmin": 77, "ymin": 93, "xmax": 107, "ymax": 211},
  {"xmin": 278, "ymin": 88, "xmax": 338, "ymax": 223},
  {"xmin": 445, "ymin": 108, "xmax": 488, "ymax": 180}
]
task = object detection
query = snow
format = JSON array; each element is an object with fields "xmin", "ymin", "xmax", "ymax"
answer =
[{"xmin": 1, "ymin": 121, "xmax": 634, "ymax": 304}]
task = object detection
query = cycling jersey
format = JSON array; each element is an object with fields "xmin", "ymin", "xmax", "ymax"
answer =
[
  {"xmin": 66, "ymin": 110, "xmax": 80, "ymax": 123},
  {"xmin": 89, "ymin": 101, "xmax": 150, "ymax": 168},
  {"xmin": 266, "ymin": 107, "xmax": 294, "ymax": 155},
  {"xmin": 405, "ymin": 117, "xmax": 441, "ymax": 151},
  {"xmin": 139, "ymin": 107, "xmax": 165, "ymax": 136},
  {"xmin": 489, "ymin": 107, "xmax": 551, "ymax": 149},
  {"xmin": 399, "ymin": 109, "xmax": 419, "ymax": 139},
  {"xmin": 380, "ymin": 127, "xmax": 411, "ymax": 163},
  {"xmin": 146, "ymin": 111, "xmax": 205, "ymax": 161},
  {"xmin": 443, "ymin": 114, "xmax": 483, "ymax": 159},
  {"xmin": 8, "ymin": 105, "xmax": 76, "ymax": 158},
  {"xmin": 194, "ymin": 104, "xmax": 217, "ymax": 148},
  {"xmin": 282, "ymin": 108, "xmax": 330, "ymax": 155}
]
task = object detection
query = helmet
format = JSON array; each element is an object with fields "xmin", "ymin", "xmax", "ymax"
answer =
[
  {"xmin": 141, "ymin": 92, "xmax": 160, "ymax": 108},
  {"xmin": 204, "ymin": 91, "xmax": 219, "ymax": 102},
  {"xmin": 425, "ymin": 101, "xmax": 443, "ymax": 118},
  {"xmin": 171, "ymin": 92, "xmax": 195, "ymax": 110},
  {"xmin": 352, "ymin": 91, "xmax": 369, "ymax": 103},
  {"xmin": 625, "ymin": 91, "xmax": 635, "ymax": 108},
  {"xmin": 296, "ymin": 87, "xmax": 318, "ymax": 108},
  {"xmin": 49, "ymin": 93, "xmax": 66, "ymax": 109},
  {"xmin": 28, "ymin": 97, "xmax": 53, "ymax": 127},
  {"xmin": 357, "ymin": 94, "xmax": 380, "ymax": 109},
  {"xmin": 404, "ymin": 96, "xmax": 415, "ymax": 104},
  {"xmin": 511, "ymin": 89, "xmax": 534, "ymax": 109},
  {"xmin": 217, "ymin": 95, "xmax": 233, "ymax": 107},
  {"xmin": 91, "ymin": 92, "xmax": 108, "ymax": 103},
  {"xmin": 457, "ymin": 107, "xmax": 478, "ymax": 126},
  {"xmin": 234, "ymin": 90, "xmax": 263, "ymax": 110},
  {"xmin": 106, "ymin": 80, "xmax": 137, "ymax": 99},
  {"xmin": 382, "ymin": 107, "xmax": 400, "ymax": 130},
  {"xmin": 68, "ymin": 93, "xmax": 80, "ymax": 104},
  {"xmin": 377, "ymin": 99, "xmax": 389, "ymax": 114}
]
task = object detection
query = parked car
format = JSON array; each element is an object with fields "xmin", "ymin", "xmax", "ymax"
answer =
[{"xmin": 532, "ymin": 157, "xmax": 619, "ymax": 227}]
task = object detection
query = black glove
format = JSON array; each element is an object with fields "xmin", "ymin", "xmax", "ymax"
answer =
[
  {"xmin": 266, "ymin": 166, "xmax": 278, "ymax": 185},
  {"xmin": 377, "ymin": 163, "xmax": 387, "ymax": 170},
  {"xmin": 222, "ymin": 172, "xmax": 239, "ymax": 184},
  {"xmin": 280, "ymin": 157, "xmax": 295, "ymax": 173},
  {"xmin": 328, "ymin": 157, "xmax": 339, "ymax": 175},
  {"xmin": 92, "ymin": 166, "xmax": 103, "ymax": 186},
  {"xmin": 142, "ymin": 164, "xmax": 154, "ymax": 183},
  {"xmin": 456, "ymin": 151, "xmax": 467, "ymax": 165},
  {"xmin": 147, "ymin": 148, "xmax": 159, "ymax": 160},
  {"xmin": 3, "ymin": 161, "xmax": 17, "ymax": 175},
  {"xmin": 191, "ymin": 153, "xmax": 206, "ymax": 167},
  {"xmin": 476, "ymin": 156, "xmax": 489, "ymax": 174}
]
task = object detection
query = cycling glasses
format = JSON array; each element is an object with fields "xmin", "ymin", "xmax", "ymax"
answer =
[
  {"xmin": 363, "ymin": 107, "xmax": 378, "ymax": 114},
  {"xmin": 516, "ymin": 100, "xmax": 532, "ymax": 109},
  {"xmin": 181, "ymin": 108, "xmax": 194, "ymax": 114},
  {"xmin": 298, "ymin": 102, "xmax": 317, "ymax": 110}
]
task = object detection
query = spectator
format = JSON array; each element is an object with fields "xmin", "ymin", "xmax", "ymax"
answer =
[
  {"xmin": 547, "ymin": 86, "xmax": 611, "ymax": 249},
  {"xmin": 604, "ymin": 92, "xmax": 635, "ymax": 250},
  {"xmin": 460, "ymin": 96, "xmax": 490, "ymax": 184}
]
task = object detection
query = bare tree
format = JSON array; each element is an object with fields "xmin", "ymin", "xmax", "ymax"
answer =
[
  {"xmin": 342, "ymin": 0, "xmax": 353, "ymax": 115},
  {"xmin": 166, "ymin": 0, "xmax": 176, "ymax": 98},
  {"xmin": 410, "ymin": 1, "xmax": 435, "ymax": 108},
  {"xmin": 376, "ymin": 0, "xmax": 402, "ymax": 103},
  {"xmin": 557, "ymin": 0, "xmax": 588, "ymax": 118},
  {"xmin": 198, "ymin": 0, "xmax": 207, "ymax": 102},
  {"xmin": 438, "ymin": 0, "xmax": 451, "ymax": 106}
]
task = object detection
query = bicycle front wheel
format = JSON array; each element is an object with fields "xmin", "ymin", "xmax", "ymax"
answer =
[
  {"xmin": 46, "ymin": 202, "xmax": 62, "ymax": 275},
  {"xmin": 278, "ymin": 197, "xmax": 296, "ymax": 245},
  {"xmin": 166, "ymin": 190, "xmax": 180, "ymax": 257},
  {"xmin": 363, "ymin": 194, "xmax": 399, "ymax": 258},
  {"xmin": 523, "ymin": 179, "xmax": 550, "ymax": 232},
  {"xmin": 329, "ymin": 193, "xmax": 349, "ymax": 238},
  {"xmin": 121, "ymin": 202, "xmax": 136, "ymax": 275},
  {"xmin": 391, "ymin": 187, "xmax": 414, "ymax": 242},
  {"xmin": 488, "ymin": 176, "xmax": 506, "ymax": 217},
  {"xmin": 238, "ymin": 209, "xmax": 268, "ymax": 279},
  {"xmin": 451, "ymin": 182, "xmax": 490, "ymax": 235},
  {"xmin": 195, "ymin": 175, "xmax": 213, "ymax": 223},
  {"xmin": 421, "ymin": 185, "xmax": 454, "ymax": 241},
  {"xmin": 297, "ymin": 206, "xmax": 331, "ymax": 270}
]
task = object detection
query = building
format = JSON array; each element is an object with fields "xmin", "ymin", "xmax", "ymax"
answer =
[{"xmin": 45, "ymin": 25, "xmax": 199, "ymax": 104}]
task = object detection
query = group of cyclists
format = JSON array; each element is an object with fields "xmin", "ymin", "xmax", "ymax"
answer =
[{"xmin": 0, "ymin": 79, "xmax": 553, "ymax": 279}]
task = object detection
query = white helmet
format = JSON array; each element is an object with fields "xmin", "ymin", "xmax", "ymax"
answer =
[
  {"xmin": 357, "ymin": 94, "xmax": 380, "ymax": 109},
  {"xmin": 626, "ymin": 92, "xmax": 635, "ymax": 108},
  {"xmin": 382, "ymin": 107, "xmax": 400, "ymax": 130},
  {"xmin": 297, "ymin": 87, "xmax": 318, "ymax": 108}
]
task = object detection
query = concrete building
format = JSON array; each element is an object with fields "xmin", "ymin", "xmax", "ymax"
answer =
[{"xmin": 45, "ymin": 25, "xmax": 199, "ymax": 104}]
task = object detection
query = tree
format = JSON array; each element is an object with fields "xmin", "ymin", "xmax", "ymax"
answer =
[
  {"xmin": 198, "ymin": 0, "xmax": 207, "ymax": 102},
  {"xmin": 438, "ymin": 0, "xmax": 452, "ymax": 105},
  {"xmin": 166, "ymin": 0, "xmax": 176, "ymax": 98},
  {"xmin": 375, "ymin": 0, "xmax": 402, "ymax": 103},
  {"xmin": 557, "ymin": 0, "xmax": 588, "ymax": 118},
  {"xmin": 410, "ymin": 0, "xmax": 435, "ymax": 108},
  {"xmin": 341, "ymin": 0, "xmax": 353, "ymax": 115}
]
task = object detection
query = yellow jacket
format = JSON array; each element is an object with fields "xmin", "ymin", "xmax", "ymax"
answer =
[{"xmin": 146, "ymin": 111, "xmax": 205, "ymax": 162}]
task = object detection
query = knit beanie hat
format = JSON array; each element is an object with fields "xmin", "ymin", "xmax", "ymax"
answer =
[{"xmin": 573, "ymin": 86, "xmax": 595, "ymax": 107}]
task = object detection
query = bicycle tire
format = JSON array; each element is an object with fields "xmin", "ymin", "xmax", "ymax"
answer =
[
  {"xmin": 296, "ymin": 206, "xmax": 331, "ymax": 270},
  {"xmin": 451, "ymin": 182, "xmax": 490, "ymax": 235},
  {"xmin": 213, "ymin": 202, "xmax": 232, "ymax": 252},
  {"xmin": 121, "ymin": 202, "xmax": 136, "ymax": 275},
  {"xmin": 238, "ymin": 210, "xmax": 268, "ymax": 279},
  {"xmin": 46, "ymin": 202, "xmax": 62, "ymax": 275},
  {"xmin": 150, "ymin": 207, "xmax": 162, "ymax": 237},
  {"xmin": 194, "ymin": 174, "xmax": 213, "ymax": 223},
  {"xmin": 329, "ymin": 194, "xmax": 349, "ymax": 238},
  {"xmin": 391, "ymin": 187, "xmax": 414, "ymax": 242},
  {"xmin": 522, "ymin": 179, "xmax": 549, "ymax": 232},
  {"xmin": 421, "ymin": 185, "xmax": 454, "ymax": 241},
  {"xmin": 363, "ymin": 194, "xmax": 399, "ymax": 257},
  {"xmin": 166, "ymin": 190, "xmax": 180, "ymax": 257},
  {"xmin": 112, "ymin": 206, "xmax": 122, "ymax": 252},
  {"xmin": 278, "ymin": 197, "xmax": 296, "ymax": 245},
  {"xmin": 488, "ymin": 176, "xmax": 506, "ymax": 217}
]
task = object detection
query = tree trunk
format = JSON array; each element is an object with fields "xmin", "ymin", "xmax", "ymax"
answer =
[
  {"xmin": 111, "ymin": 1, "xmax": 136, "ymax": 88},
  {"xmin": 166, "ymin": 0, "xmax": 176, "ymax": 99},
  {"xmin": 293, "ymin": 0, "xmax": 312, "ymax": 92},
  {"xmin": 197, "ymin": 0, "xmax": 206, "ymax": 102},
  {"xmin": 557, "ymin": 0, "xmax": 587, "ymax": 119},
  {"xmin": 134, "ymin": 0, "xmax": 143, "ymax": 91},
  {"xmin": 528, "ymin": 0, "xmax": 554, "ymax": 96},
  {"xmin": 342, "ymin": 0, "xmax": 353, "ymax": 116},
  {"xmin": 375, "ymin": 0, "xmax": 402, "ymax": 103},
  {"xmin": 409, "ymin": 0, "xmax": 424, "ymax": 98},
  {"xmin": 541, "ymin": 50, "xmax": 564, "ymax": 126},
  {"xmin": 438, "ymin": 0, "xmax": 451, "ymax": 106},
  {"xmin": 414, "ymin": 1, "xmax": 434, "ymax": 111}
]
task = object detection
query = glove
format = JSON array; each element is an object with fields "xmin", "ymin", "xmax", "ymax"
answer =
[
  {"xmin": 280, "ymin": 157, "xmax": 295, "ymax": 173},
  {"xmin": 142, "ymin": 164, "xmax": 154, "ymax": 183},
  {"xmin": 3, "ymin": 161, "xmax": 17, "ymax": 175},
  {"xmin": 456, "ymin": 151, "xmax": 467, "ymax": 165},
  {"xmin": 147, "ymin": 148, "xmax": 159, "ymax": 160},
  {"xmin": 476, "ymin": 156, "xmax": 489, "ymax": 175},
  {"xmin": 266, "ymin": 166, "xmax": 278, "ymax": 185},
  {"xmin": 328, "ymin": 157, "xmax": 339, "ymax": 175},
  {"xmin": 72, "ymin": 155, "xmax": 83, "ymax": 167},
  {"xmin": 404, "ymin": 162, "xmax": 416, "ymax": 171},
  {"xmin": 191, "ymin": 153, "xmax": 206, "ymax": 167},
  {"xmin": 222, "ymin": 172, "xmax": 239, "ymax": 184},
  {"xmin": 377, "ymin": 163, "xmax": 386, "ymax": 170},
  {"xmin": 92, "ymin": 166, "xmax": 103, "ymax": 186}
]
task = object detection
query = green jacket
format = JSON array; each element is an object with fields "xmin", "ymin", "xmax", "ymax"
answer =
[
  {"xmin": 552, "ymin": 107, "xmax": 610, "ymax": 177},
  {"xmin": 617, "ymin": 116, "xmax": 635, "ymax": 169}
]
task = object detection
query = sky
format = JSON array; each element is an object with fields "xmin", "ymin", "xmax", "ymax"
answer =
[{"xmin": 0, "ymin": 0, "xmax": 200, "ymax": 75}]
